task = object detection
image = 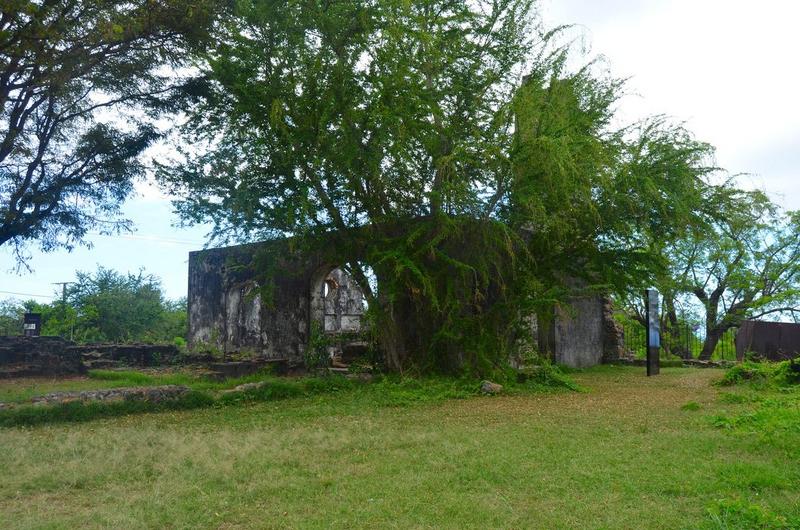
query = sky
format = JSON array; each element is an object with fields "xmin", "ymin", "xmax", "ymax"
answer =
[{"xmin": 1, "ymin": 0, "xmax": 798, "ymax": 301}]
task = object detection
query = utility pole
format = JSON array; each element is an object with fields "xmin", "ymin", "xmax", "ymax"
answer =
[{"xmin": 52, "ymin": 282, "xmax": 73, "ymax": 340}]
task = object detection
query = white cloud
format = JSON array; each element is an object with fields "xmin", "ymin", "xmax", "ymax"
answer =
[{"xmin": 542, "ymin": 0, "xmax": 800, "ymax": 210}]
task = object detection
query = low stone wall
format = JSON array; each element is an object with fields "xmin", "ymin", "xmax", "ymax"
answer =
[
  {"xmin": 602, "ymin": 298, "xmax": 626, "ymax": 362},
  {"xmin": 0, "ymin": 336, "xmax": 182, "ymax": 378},
  {"xmin": 615, "ymin": 357, "xmax": 735, "ymax": 369},
  {"xmin": 0, "ymin": 385, "xmax": 190, "ymax": 410},
  {"xmin": 0, "ymin": 336, "xmax": 83, "ymax": 378},
  {"xmin": 73, "ymin": 343, "xmax": 181, "ymax": 368},
  {"xmin": 31, "ymin": 385, "xmax": 189, "ymax": 406}
]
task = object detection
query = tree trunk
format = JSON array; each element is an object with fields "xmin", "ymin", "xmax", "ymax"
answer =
[
  {"xmin": 377, "ymin": 300, "xmax": 407, "ymax": 373},
  {"xmin": 699, "ymin": 328, "xmax": 723, "ymax": 360}
]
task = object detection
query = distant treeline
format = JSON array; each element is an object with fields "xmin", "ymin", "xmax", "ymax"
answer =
[{"xmin": 0, "ymin": 267, "xmax": 186, "ymax": 346}]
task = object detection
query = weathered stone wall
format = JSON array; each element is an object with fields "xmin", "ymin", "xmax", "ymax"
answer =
[
  {"xmin": 553, "ymin": 294, "xmax": 605, "ymax": 368},
  {"xmin": 322, "ymin": 268, "xmax": 366, "ymax": 333},
  {"xmin": 0, "ymin": 385, "xmax": 190, "ymax": 410},
  {"xmin": 0, "ymin": 336, "xmax": 83, "ymax": 378},
  {"xmin": 75, "ymin": 344, "xmax": 180, "ymax": 368},
  {"xmin": 0, "ymin": 337, "xmax": 183, "ymax": 377},
  {"xmin": 189, "ymin": 242, "xmax": 312, "ymax": 360},
  {"xmin": 188, "ymin": 241, "xmax": 366, "ymax": 362},
  {"xmin": 533, "ymin": 290, "xmax": 622, "ymax": 369},
  {"xmin": 188, "ymin": 238, "xmax": 616, "ymax": 369}
]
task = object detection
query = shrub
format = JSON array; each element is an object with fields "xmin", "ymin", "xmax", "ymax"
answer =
[
  {"xmin": 719, "ymin": 362, "xmax": 775, "ymax": 386},
  {"xmin": 773, "ymin": 358, "xmax": 800, "ymax": 386},
  {"xmin": 305, "ymin": 321, "xmax": 332, "ymax": 371},
  {"xmin": 515, "ymin": 363, "xmax": 583, "ymax": 392},
  {"xmin": 719, "ymin": 359, "xmax": 800, "ymax": 388}
]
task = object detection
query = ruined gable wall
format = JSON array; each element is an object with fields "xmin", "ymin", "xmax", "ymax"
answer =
[
  {"xmin": 188, "ymin": 241, "xmax": 322, "ymax": 361},
  {"xmin": 553, "ymin": 294, "xmax": 605, "ymax": 368}
]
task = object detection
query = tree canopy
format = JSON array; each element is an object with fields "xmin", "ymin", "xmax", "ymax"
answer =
[
  {"xmin": 0, "ymin": 265, "xmax": 187, "ymax": 343},
  {"xmin": 648, "ymin": 186, "xmax": 800, "ymax": 359},
  {"xmin": 159, "ymin": 0, "xmax": 730, "ymax": 373},
  {"xmin": 0, "ymin": 0, "xmax": 219, "ymax": 262}
]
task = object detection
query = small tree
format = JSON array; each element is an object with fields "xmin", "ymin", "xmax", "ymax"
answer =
[
  {"xmin": 0, "ymin": 299, "xmax": 24, "ymax": 334},
  {"xmin": 65, "ymin": 267, "xmax": 165, "ymax": 342}
]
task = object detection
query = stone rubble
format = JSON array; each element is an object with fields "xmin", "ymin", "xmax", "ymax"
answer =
[
  {"xmin": 0, "ymin": 385, "xmax": 190, "ymax": 409},
  {"xmin": 480, "ymin": 380, "xmax": 503, "ymax": 395}
]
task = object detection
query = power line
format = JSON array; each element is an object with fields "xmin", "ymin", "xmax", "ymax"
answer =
[
  {"xmin": 87, "ymin": 231, "xmax": 204, "ymax": 246},
  {"xmin": 0, "ymin": 290, "xmax": 56, "ymax": 299}
]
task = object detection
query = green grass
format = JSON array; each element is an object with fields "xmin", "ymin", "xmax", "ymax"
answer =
[
  {"xmin": 1, "ymin": 366, "xmax": 798, "ymax": 528},
  {"xmin": 718, "ymin": 359, "xmax": 800, "ymax": 388},
  {"xmin": 712, "ymin": 362, "xmax": 800, "ymax": 462},
  {"xmin": 0, "ymin": 365, "xmax": 578, "ymax": 427},
  {"xmin": 0, "ymin": 368, "xmax": 289, "ymax": 404}
]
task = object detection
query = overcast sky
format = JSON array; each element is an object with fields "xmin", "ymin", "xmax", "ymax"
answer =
[{"xmin": 2, "ymin": 0, "xmax": 798, "ymax": 301}]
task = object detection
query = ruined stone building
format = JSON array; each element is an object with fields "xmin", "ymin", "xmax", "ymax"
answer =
[
  {"xmin": 188, "ymin": 239, "xmax": 367, "ymax": 362},
  {"xmin": 188, "ymin": 239, "xmax": 622, "ymax": 368}
]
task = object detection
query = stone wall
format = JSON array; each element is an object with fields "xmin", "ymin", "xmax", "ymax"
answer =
[
  {"xmin": 321, "ymin": 268, "xmax": 366, "ymax": 333},
  {"xmin": 188, "ymin": 240, "xmax": 367, "ymax": 362},
  {"xmin": 0, "ymin": 337, "xmax": 182, "ymax": 378},
  {"xmin": 0, "ymin": 336, "xmax": 83, "ymax": 378},
  {"xmin": 188, "ymin": 237, "xmax": 619, "ymax": 369},
  {"xmin": 535, "ymin": 293, "xmax": 624, "ymax": 369},
  {"xmin": 74, "ymin": 344, "xmax": 180, "ymax": 368},
  {"xmin": 553, "ymin": 294, "xmax": 605, "ymax": 368},
  {"xmin": 0, "ymin": 385, "xmax": 190, "ymax": 410},
  {"xmin": 188, "ymin": 241, "xmax": 314, "ymax": 360}
]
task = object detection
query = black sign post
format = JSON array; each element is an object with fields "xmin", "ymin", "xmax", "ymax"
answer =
[
  {"xmin": 645, "ymin": 289, "xmax": 660, "ymax": 376},
  {"xmin": 23, "ymin": 313, "xmax": 42, "ymax": 337}
]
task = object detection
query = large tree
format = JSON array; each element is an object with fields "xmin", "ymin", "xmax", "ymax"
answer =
[
  {"xmin": 162, "ymin": 0, "xmax": 721, "ymax": 373},
  {"xmin": 622, "ymin": 185, "xmax": 800, "ymax": 360},
  {"xmin": 0, "ymin": 0, "xmax": 218, "ymax": 261},
  {"xmin": 674, "ymin": 190, "xmax": 800, "ymax": 359}
]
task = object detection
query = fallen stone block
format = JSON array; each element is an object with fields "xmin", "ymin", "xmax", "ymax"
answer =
[
  {"xmin": 222, "ymin": 381, "xmax": 268, "ymax": 394},
  {"xmin": 480, "ymin": 380, "xmax": 503, "ymax": 395}
]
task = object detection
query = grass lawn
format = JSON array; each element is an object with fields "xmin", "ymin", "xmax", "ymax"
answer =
[{"xmin": 1, "ymin": 366, "xmax": 798, "ymax": 529}]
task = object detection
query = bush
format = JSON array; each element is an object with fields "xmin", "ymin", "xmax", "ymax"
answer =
[
  {"xmin": 515, "ymin": 363, "xmax": 583, "ymax": 392},
  {"xmin": 304, "ymin": 321, "xmax": 332, "ymax": 371},
  {"xmin": 719, "ymin": 359, "xmax": 800, "ymax": 388},
  {"xmin": 773, "ymin": 358, "xmax": 800, "ymax": 386},
  {"xmin": 719, "ymin": 362, "xmax": 774, "ymax": 386}
]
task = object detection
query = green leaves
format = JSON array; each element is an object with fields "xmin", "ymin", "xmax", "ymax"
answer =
[
  {"xmin": 0, "ymin": 0, "xmax": 222, "ymax": 260},
  {"xmin": 161, "ymin": 1, "xmax": 766, "ymax": 373},
  {"xmin": 0, "ymin": 267, "xmax": 188, "ymax": 343}
]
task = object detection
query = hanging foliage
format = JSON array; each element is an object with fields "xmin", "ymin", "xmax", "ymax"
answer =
[{"xmin": 160, "ymin": 0, "xmax": 722, "ymax": 374}]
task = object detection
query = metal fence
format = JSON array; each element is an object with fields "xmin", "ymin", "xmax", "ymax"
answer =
[{"xmin": 621, "ymin": 320, "xmax": 737, "ymax": 360}]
